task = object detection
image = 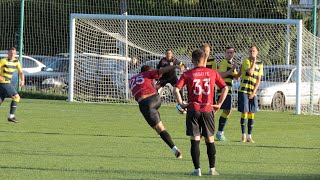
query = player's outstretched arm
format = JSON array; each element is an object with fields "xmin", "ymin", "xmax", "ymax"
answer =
[{"xmin": 158, "ymin": 65, "xmax": 180, "ymax": 75}]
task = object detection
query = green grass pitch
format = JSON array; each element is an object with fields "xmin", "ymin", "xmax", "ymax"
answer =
[{"xmin": 0, "ymin": 99, "xmax": 319, "ymax": 179}]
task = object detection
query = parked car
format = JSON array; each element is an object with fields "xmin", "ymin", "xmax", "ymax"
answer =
[
  {"xmin": 257, "ymin": 65, "xmax": 320, "ymax": 110},
  {"xmin": 73, "ymin": 53, "xmax": 131, "ymax": 99},
  {"xmin": 23, "ymin": 58, "xmax": 69, "ymax": 91},
  {"xmin": 30, "ymin": 55, "xmax": 69, "ymax": 67},
  {"xmin": 0, "ymin": 54, "xmax": 46, "ymax": 73},
  {"xmin": 1, "ymin": 54, "xmax": 46, "ymax": 87}
]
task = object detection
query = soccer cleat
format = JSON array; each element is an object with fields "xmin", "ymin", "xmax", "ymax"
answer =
[
  {"xmin": 192, "ymin": 169, "xmax": 201, "ymax": 176},
  {"xmin": 216, "ymin": 133, "xmax": 228, "ymax": 141},
  {"xmin": 241, "ymin": 136, "xmax": 246, "ymax": 142},
  {"xmin": 247, "ymin": 138, "xmax": 255, "ymax": 143},
  {"xmin": 174, "ymin": 149, "xmax": 183, "ymax": 158},
  {"xmin": 8, "ymin": 117, "xmax": 18, "ymax": 123},
  {"xmin": 209, "ymin": 168, "xmax": 219, "ymax": 176}
]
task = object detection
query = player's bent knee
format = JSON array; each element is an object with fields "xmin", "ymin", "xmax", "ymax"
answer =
[
  {"xmin": 222, "ymin": 111, "xmax": 231, "ymax": 118},
  {"xmin": 248, "ymin": 113, "xmax": 255, "ymax": 119},
  {"xmin": 153, "ymin": 121, "xmax": 165, "ymax": 133},
  {"xmin": 241, "ymin": 113, "xmax": 248, "ymax": 119},
  {"xmin": 190, "ymin": 136, "xmax": 201, "ymax": 141},
  {"xmin": 13, "ymin": 95, "xmax": 20, "ymax": 102},
  {"xmin": 205, "ymin": 136, "xmax": 215, "ymax": 143}
]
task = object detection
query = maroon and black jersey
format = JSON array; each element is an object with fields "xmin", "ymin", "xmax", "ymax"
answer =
[
  {"xmin": 176, "ymin": 67, "xmax": 226, "ymax": 112},
  {"xmin": 156, "ymin": 57, "xmax": 182, "ymax": 79},
  {"xmin": 129, "ymin": 70, "xmax": 160, "ymax": 100}
]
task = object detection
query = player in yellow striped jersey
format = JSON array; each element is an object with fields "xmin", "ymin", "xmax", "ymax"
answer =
[
  {"xmin": 216, "ymin": 47, "xmax": 241, "ymax": 141},
  {"xmin": 200, "ymin": 43, "xmax": 217, "ymax": 70},
  {"xmin": 0, "ymin": 47, "xmax": 25, "ymax": 123},
  {"xmin": 238, "ymin": 46, "xmax": 263, "ymax": 143}
]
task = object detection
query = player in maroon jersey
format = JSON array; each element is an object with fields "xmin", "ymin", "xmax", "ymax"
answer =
[
  {"xmin": 129, "ymin": 64, "xmax": 183, "ymax": 158},
  {"xmin": 174, "ymin": 49, "xmax": 228, "ymax": 176}
]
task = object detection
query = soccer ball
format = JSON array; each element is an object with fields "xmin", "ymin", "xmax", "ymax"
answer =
[{"xmin": 176, "ymin": 103, "xmax": 187, "ymax": 114}]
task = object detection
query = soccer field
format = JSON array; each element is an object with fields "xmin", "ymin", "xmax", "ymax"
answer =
[{"xmin": 0, "ymin": 99, "xmax": 319, "ymax": 179}]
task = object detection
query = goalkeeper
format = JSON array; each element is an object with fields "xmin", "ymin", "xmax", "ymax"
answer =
[{"xmin": 156, "ymin": 49, "xmax": 188, "ymax": 99}]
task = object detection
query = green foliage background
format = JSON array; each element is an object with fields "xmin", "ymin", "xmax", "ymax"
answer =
[{"xmin": 0, "ymin": 0, "xmax": 315, "ymax": 55}]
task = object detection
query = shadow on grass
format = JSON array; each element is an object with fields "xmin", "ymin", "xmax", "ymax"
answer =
[
  {"xmin": 0, "ymin": 166, "xmax": 319, "ymax": 179},
  {"xmin": 255, "ymin": 145, "xmax": 320, "ymax": 150},
  {"xmin": 0, "ymin": 130, "xmax": 186, "ymax": 140},
  {"xmin": 217, "ymin": 142, "xmax": 320, "ymax": 150},
  {"xmin": 0, "ymin": 150, "xmax": 178, "ymax": 161},
  {"xmin": 1, "ymin": 130, "xmax": 320, "ymax": 150}
]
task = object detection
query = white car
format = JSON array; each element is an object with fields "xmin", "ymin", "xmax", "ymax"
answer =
[
  {"xmin": 257, "ymin": 65, "xmax": 320, "ymax": 110},
  {"xmin": 0, "ymin": 54, "xmax": 45, "ymax": 73},
  {"xmin": 0, "ymin": 54, "xmax": 46, "ymax": 87}
]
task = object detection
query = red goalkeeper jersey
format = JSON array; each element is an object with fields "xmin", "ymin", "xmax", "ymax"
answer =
[{"xmin": 176, "ymin": 66, "xmax": 226, "ymax": 112}]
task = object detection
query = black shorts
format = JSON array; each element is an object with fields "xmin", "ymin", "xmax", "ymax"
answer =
[
  {"xmin": 186, "ymin": 110, "xmax": 215, "ymax": 137},
  {"xmin": 219, "ymin": 95, "xmax": 232, "ymax": 110},
  {"xmin": 0, "ymin": 83, "xmax": 18, "ymax": 99},
  {"xmin": 157, "ymin": 76, "xmax": 178, "ymax": 87},
  {"xmin": 237, "ymin": 92, "xmax": 258, "ymax": 113},
  {"xmin": 138, "ymin": 94, "xmax": 162, "ymax": 127}
]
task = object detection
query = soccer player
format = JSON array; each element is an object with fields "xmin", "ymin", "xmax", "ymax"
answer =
[
  {"xmin": 0, "ymin": 47, "xmax": 25, "ymax": 123},
  {"xmin": 200, "ymin": 43, "xmax": 216, "ymax": 70},
  {"xmin": 238, "ymin": 45, "xmax": 263, "ymax": 143},
  {"xmin": 216, "ymin": 47, "xmax": 241, "ymax": 141},
  {"xmin": 156, "ymin": 49, "xmax": 188, "ymax": 101},
  {"xmin": 200, "ymin": 43, "xmax": 218, "ymax": 104},
  {"xmin": 174, "ymin": 49, "xmax": 228, "ymax": 176},
  {"xmin": 129, "ymin": 64, "xmax": 183, "ymax": 158}
]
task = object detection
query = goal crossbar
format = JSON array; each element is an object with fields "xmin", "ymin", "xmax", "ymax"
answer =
[{"xmin": 70, "ymin": 14, "xmax": 301, "ymax": 25}]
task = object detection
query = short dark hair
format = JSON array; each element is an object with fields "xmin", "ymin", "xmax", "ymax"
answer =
[
  {"xmin": 165, "ymin": 49, "xmax": 172, "ymax": 53},
  {"xmin": 140, "ymin": 65, "xmax": 152, "ymax": 73},
  {"xmin": 225, "ymin": 46, "xmax": 236, "ymax": 52},
  {"xmin": 249, "ymin": 45, "xmax": 259, "ymax": 51},
  {"xmin": 192, "ymin": 49, "xmax": 205, "ymax": 64},
  {"xmin": 8, "ymin": 47, "xmax": 16, "ymax": 51}
]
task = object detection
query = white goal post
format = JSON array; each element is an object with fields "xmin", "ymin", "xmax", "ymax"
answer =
[{"xmin": 68, "ymin": 14, "xmax": 304, "ymax": 114}]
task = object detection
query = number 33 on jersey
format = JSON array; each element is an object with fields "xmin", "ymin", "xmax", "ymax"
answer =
[{"xmin": 176, "ymin": 67, "xmax": 226, "ymax": 112}]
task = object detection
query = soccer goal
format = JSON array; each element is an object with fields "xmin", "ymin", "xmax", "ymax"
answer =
[{"xmin": 68, "ymin": 14, "xmax": 320, "ymax": 115}]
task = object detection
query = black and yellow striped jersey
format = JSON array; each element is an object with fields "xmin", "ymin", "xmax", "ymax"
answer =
[
  {"xmin": 239, "ymin": 58, "xmax": 263, "ymax": 95},
  {"xmin": 206, "ymin": 56, "xmax": 217, "ymax": 71},
  {"xmin": 0, "ymin": 57, "xmax": 22, "ymax": 83},
  {"xmin": 218, "ymin": 59, "xmax": 238, "ymax": 96}
]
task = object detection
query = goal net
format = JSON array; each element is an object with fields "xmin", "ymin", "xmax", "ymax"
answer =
[{"xmin": 68, "ymin": 14, "xmax": 320, "ymax": 115}]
